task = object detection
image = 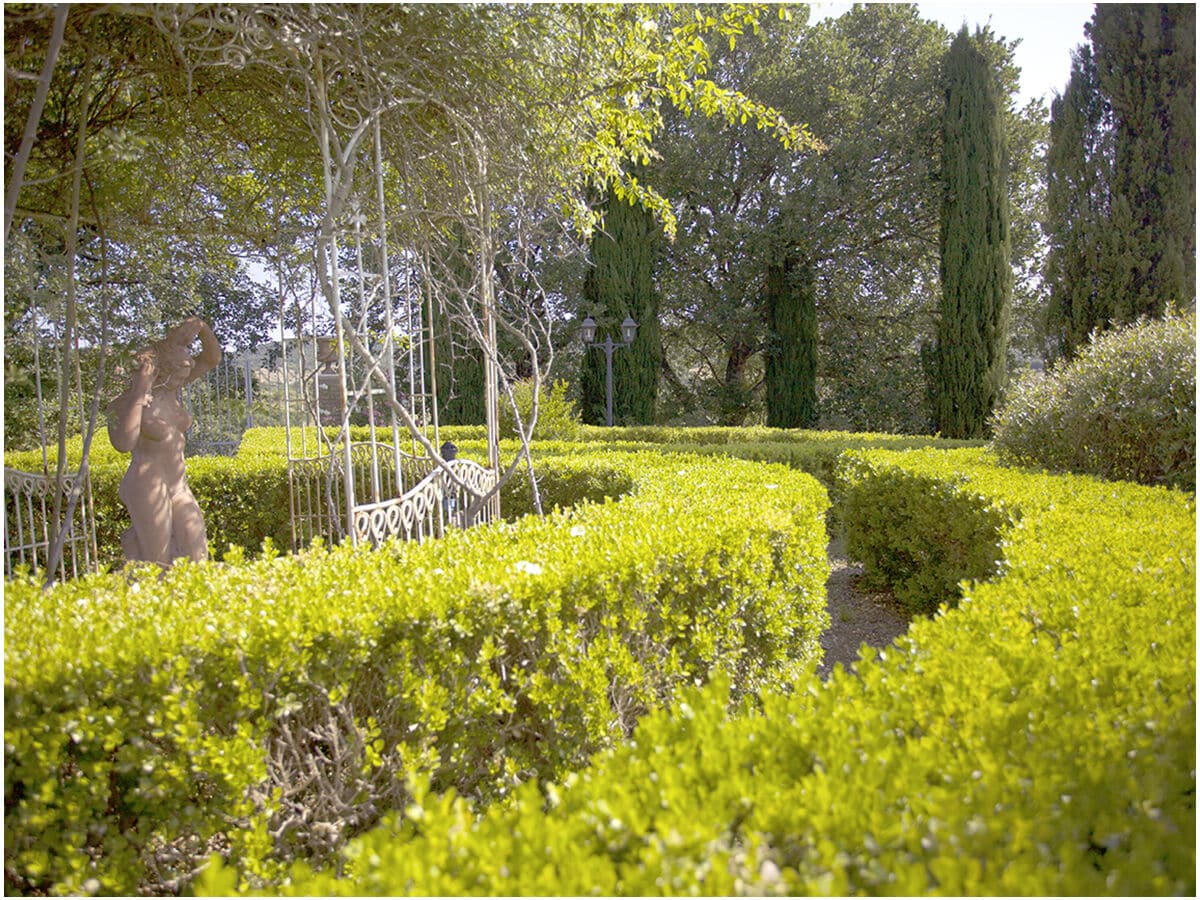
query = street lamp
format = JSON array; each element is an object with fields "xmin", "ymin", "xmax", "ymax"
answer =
[{"xmin": 580, "ymin": 315, "xmax": 638, "ymax": 427}]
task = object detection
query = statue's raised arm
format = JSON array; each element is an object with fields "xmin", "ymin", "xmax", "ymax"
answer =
[{"xmin": 164, "ymin": 316, "xmax": 222, "ymax": 384}]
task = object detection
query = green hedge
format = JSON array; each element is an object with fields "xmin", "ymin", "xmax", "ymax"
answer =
[
  {"xmin": 4, "ymin": 452, "xmax": 830, "ymax": 895},
  {"xmin": 235, "ymin": 448, "xmax": 1195, "ymax": 896},
  {"xmin": 7, "ymin": 424, "xmax": 969, "ymax": 568},
  {"xmin": 7, "ymin": 424, "xmax": 964, "ymax": 571},
  {"xmin": 3, "ymin": 428, "xmax": 124, "ymax": 471},
  {"xmin": 573, "ymin": 424, "xmax": 982, "ymax": 449},
  {"xmin": 836, "ymin": 449, "xmax": 1017, "ymax": 613},
  {"xmin": 5, "ymin": 428, "xmax": 643, "ymax": 568}
]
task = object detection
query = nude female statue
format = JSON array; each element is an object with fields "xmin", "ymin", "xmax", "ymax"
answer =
[{"xmin": 107, "ymin": 317, "xmax": 221, "ymax": 566}]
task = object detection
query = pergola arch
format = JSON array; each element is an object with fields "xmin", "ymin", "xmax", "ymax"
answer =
[{"xmin": 4, "ymin": 4, "xmax": 513, "ymax": 579}]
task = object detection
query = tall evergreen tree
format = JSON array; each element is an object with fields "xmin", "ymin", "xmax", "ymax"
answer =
[
  {"xmin": 428, "ymin": 304, "xmax": 486, "ymax": 426},
  {"xmin": 579, "ymin": 189, "xmax": 662, "ymax": 425},
  {"xmin": 764, "ymin": 251, "xmax": 818, "ymax": 428},
  {"xmin": 929, "ymin": 27, "xmax": 1012, "ymax": 439},
  {"xmin": 1089, "ymin": 3, "xmax": 1196, "ymax": 321},
  {"xmin": 424, "ymin": 229, "xmax": 486, "ymax": 425},
  {"xmin": 1045, "ymin": 45, "xmax": 1112, "ymax": 357}
]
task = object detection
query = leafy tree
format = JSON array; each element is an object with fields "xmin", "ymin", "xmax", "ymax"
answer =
[
  {"xmin": 928, "ymin": 26, "xmax": 1012, "ymax": 439},
  {"xmin": 653, "ymin": 5, "xmax": 948, "ymax": 430}
]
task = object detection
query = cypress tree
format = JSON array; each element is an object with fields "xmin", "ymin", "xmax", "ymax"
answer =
[
  {"xmin": 425, "ymin": 229, "xmax": 486, "ymax": 425},
  {"xmin": 579, "ymin": 189, "xmax": 661, "ymax": 425},
  {"xmin": 764, "ymin": 251, "xmax": 819, "ymax": 428},
  {"xmin": 1045, "ymin": 45, "xmax": 1112, "ymax": 358},
  {"xmin": 428, "ymin": 303, "xmax": 486, "ymax": 425},
  {"xmin": 930, "ymin": 27, "xmax": 1012, "ymax": 439},
  {"xmin": 1089, "ymin": 3, "xmax": 1196, "ymax": 319}
]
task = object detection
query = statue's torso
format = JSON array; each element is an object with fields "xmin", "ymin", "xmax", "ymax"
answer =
[{"xmin": 124, "ymin": 391, "xmax": 191, "ymax": 491}]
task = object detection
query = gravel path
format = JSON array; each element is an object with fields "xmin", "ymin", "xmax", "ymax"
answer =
[{"xmin": 817, "ymin": 537, "xmax": 912, "ymax": 680}]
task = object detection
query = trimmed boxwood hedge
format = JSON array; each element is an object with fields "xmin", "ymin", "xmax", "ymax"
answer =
[
  {"xmin": 220, "ymin": 448, "xmax": 1195, "ymax": 896},
  {"xmin": 836, "ymin": 450, "xmax": 1017, "ymax": 613},
  {"xmin": 4, "ymin": 451, "xmax": 829, "ymax": 895},
  {"xmin": 4, "ymin": 428, "xmax": 644, "ymax": 568},
  {"xmin": 5, "ymin": 425, "xmax": 975, "ymax": 572}
]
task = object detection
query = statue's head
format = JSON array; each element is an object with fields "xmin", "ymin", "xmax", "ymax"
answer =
[{"xmin": 151, "ymin": 340, "xmax": 195, "ymax": 389}]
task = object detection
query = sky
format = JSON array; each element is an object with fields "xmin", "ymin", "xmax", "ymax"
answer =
[{"xmin": 812, "ymin": 2, "xmax": 1097, "ymax": 106}]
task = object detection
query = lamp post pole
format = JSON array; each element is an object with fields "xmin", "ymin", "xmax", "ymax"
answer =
[
  {"xmin": 600, "ymin": 335, "xmax": 617, "ymax": 429},
  {"xmin": 580, "ymin": 315, "xmax": 638, "ymax": 428}
]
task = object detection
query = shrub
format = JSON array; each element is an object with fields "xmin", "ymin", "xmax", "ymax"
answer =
[
  {"xmin": 232, "ymin": 448, "xmax": 1195, "ymax": 897},
  {"xmin": 991, "ymin": 310, "xmax": 1196, "ymax": 491},
  {"xmin": 498, "ymin": 378, "xmax": 581, "ymax": 441},
  {"xmin": 4, "ymin": 452, "xmax": 829, "ymax": 895},
  {"xmin": 836, "ymin": 449, "xmax": 1016, "ymax": 613},
  {"xmin": 499, "ymin": 455, "xmax": 636, "ymax": 518}
]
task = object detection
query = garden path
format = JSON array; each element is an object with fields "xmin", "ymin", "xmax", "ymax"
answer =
[{"xmin": 817, "ymin": 537, "xmax": 911, "ymax": 680}]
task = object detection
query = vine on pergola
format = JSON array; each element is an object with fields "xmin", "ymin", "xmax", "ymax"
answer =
[
  {"xmin": 7, "ymin": 3, "xmax": 816, "ymax": 569},
  {"xmin": 132, "ymin": 3, "xmax": 816, "ymax": 517}
]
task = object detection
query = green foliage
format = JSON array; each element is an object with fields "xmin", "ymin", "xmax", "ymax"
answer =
[
  {"xmin": 1044, "ymin": 44, "xmax": 1112, "ymax": 358},
  {"xmin": 5, "ymin": 451, "xmax": 830, "ymax": 895},
  {"xmin": 5, "ymin": 424, "xmax": 982, "ymax": 574},
  {"xmin": 930, "ymin": 27, "xmax": 1012, "ymax": 439},
  {"xmin": 498, "ymin": 379, "xmax": 581, "ymax": 441},
  {"xmin": 991, "ymin": 311, "xmax": 1197, "ymax": 491},
  {"xmin": 652, "ymin": 7, "xmax": 1046, "ymax": 433},
  {"xmin": 764, "ymin": 252, "xmax": 819, "ymax": 428},
  {"xmin": 1089, "ymin": 3, "xmax": 1196, "ymax": 321},
  {"xmin": 836, "ymin": 450, "xmax": 1016, "ymax": 613},
  {"xmin": 1045, "ymin": 5, "xmax": 1196, "ymax": 356},
  {"xmin": 563, "ymin": 425, "xmax": 983, "ymax": 489},
  {"xmin": 440, "ymin": 427, "xmax": 984, "ymax": 542},
  {"xmin": 425, "ymin": 227, "xmax": 487, "ymax": 427},
  {"xmin": 497, "ymin": 454, "xmax": 636, "ymax": 520},
  {"xmin": 214, "ymin": 447, "xmax": 1195, "ymax": 897},
  {"xmin": 654, "ymin": 5, "xmax": 948, "ymax": 432},
  {"xmin": 579, "ymin": 190, "xmax": 662, "ymax": 426}
]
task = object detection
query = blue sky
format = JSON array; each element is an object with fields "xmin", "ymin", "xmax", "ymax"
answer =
[{"xmin": 812, "ymin": 2, "xmax": 1097, "ymax": 106}]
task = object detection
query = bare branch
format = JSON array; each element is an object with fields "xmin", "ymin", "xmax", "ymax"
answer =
[{"xmin": 5, "ymin": 4, "xmax": 69, "ymax": 240}]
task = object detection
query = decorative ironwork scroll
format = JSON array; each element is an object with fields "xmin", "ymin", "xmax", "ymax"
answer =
[
  {"xmin": 348, "ymin": 458, "xmax": 498, "ymax": 548},
  {"xmin": 444, "ymin": 459, "xmax": 499, "ymax": 530},
  {"xmin": 3, "ymin": 467, "xmax": 97, "ymax": 581},
  {"xmin": 351, "ymin": 469, "xmax": 443, "ymax": 547}
]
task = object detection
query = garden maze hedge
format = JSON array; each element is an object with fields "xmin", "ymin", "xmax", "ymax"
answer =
[
  {"xmin": 215, "ymin": 447, "xmax": 1193, "ymax": 897},
  {"xmin": 4, "ymin": 431, "xmax": 1194, "ymax": 896},
  {"xmin": 4, "ymin": 443, "xmax": 829, "ymax": 895}
]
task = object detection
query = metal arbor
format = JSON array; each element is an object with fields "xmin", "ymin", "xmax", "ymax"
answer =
[
  {"xmin": 274, "ymin": 218, "xmax": 500, "ymax": 553},
  {"xmin": 5, "ymin": 6, "xmax": 508, "ymax": 579},
  {"xmin": 2, "ymin": 308, "xmax": 100, "ymax": 582},
  {"xmin": 240, "ymin": 7, "xmax": 504, "ymax": 552}
]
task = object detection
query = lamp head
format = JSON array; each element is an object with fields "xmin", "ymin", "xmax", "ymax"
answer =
[
  {"xmin": 580, "ymin": 316, "xmax": 597, "ymax": 344},
  {"xmin": 620, "ymin": 316, "xmax": 638, "ymax": 344}
]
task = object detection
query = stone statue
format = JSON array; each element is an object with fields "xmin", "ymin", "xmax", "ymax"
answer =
[{"xmin": 107, "ymin": 317, "xmax": 221, "ymax": 566}]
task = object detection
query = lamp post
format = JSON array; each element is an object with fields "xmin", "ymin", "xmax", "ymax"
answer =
[{"xmin": 580, "ymin": 315, "xmax": 638, "ymax": 427}]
